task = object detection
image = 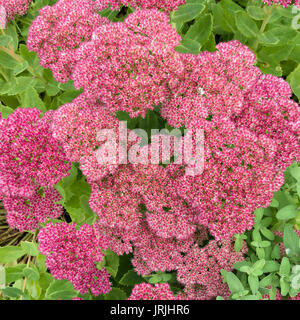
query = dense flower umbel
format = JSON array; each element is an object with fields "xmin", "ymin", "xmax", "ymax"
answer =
[
  {"xmin": 0, "ymin": 108, "xmax": 70, "ymax": 232},
  {"xmin": 72, "ymin": 9, "xmax": 181, "ymax": 118},
  {"xmin": 168, "ymin": 118, "xmax": 283, "ymax": 240},
  {"xmin": 0, "ymin": 108, "xmax": 71, "ymax": 198},
  {"xmin": 263, "ymin": 0, "xmax": 300, "ymax": 7},
  {"xmin": 177, "ymin": 239, "xmax": 247, "ymax": 299},
  {"xmin": 128, "ymin": 283, "xmax": 180, "ymax": 300},
  {"xmin": 3, "ymin": 187, "xmax": 63, "ymax": 232},
  {"xmin": 96, "ymin": 0, "xmax": 186, "ymax": 13},
  {"xmin": 27, "ymin": 0, "xmax": 110, "ymax": 83},
  {"xmin": 19, "ymin": 2, "xmax": 300, "ymax": 300},
  {"xmin": 0, "ymin": 0, "xmax": 32, "ymax": 22},
  {"xmin": 90, "ymin": 165, "xmax": 144, "ymax": 230},
  {"xmin": 90, "ymin": 163, "xmax": 197, "ymax": 239},
  {"xmin": 161, "ymin": 40, "xmax": 260, "ymax": 128},
  {"xmin": 234, "ymin": 73, "xmax": 300, "ymax": 169},
  {"xmin": 38, "ymin": 222, "xmax": 112, "ymax": 296},
  {"xmin": 52, "ymin": 98, "xmax": 118, "ymax": 163},
  {"xmin": 161, "ymin": 40, "xmax": 300, "ymax": 240}
]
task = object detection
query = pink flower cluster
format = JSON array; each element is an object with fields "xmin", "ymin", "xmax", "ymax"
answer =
[
  {"xmin": 128, "ymin": 283, "xmax": 180, "ymax": 300},
  {"xmin": 0, "ymin": 0, "xmax": 32, "ymax": 22},
  {"xmin": 0, "ymin": 108, "xmax": 71, "ymax": 231},
  {"xmin": 89, "ymin": 163, "xmax": 245, "ymax": 298},
  {"xmin": 3, "ymin": 187, "xmax": 63, "ymax": 233},
  {"xmin": 29, "ymin": 6, "xmax": 299, "ymax": 239},
  {"xmin": 95, "ymin": 0, "xmax": 186, "ymax": 13},
  {"xmin": 51, "ymin": 98, "xmax": 118, "ymax": 163},
  {"xmin": 38, "ymin": 222, "xmax": 112, "ymax": 296},
  {"xmin": 177, "ymin": 240, "xmax": 247, "ymax": 300},
  {"xmin": 27, "ymin": 0, "xmax": 110, "ymax": 83},
  {"xmin": 24, "ymin": 2, "xmax": 300, "ymax": 300},
  {"xmin": 72, "ymin": 9, "xmax": 181, "ymax": 118},
  {"xmin": 161, "ymin": 40, "xmax": 300, "ymax": 240},
  {"xmin": 263, "ymin": 0, "xmax": 300, "ymax": 8}
]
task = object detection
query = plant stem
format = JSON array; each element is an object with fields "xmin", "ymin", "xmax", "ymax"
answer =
[
  {"xmin": 253, "ymin": 4, "xmax": 276, "ymax": 52},
  {"xmin": 20, "ymin": 229, "xmax": 38, "ymax": 300}
]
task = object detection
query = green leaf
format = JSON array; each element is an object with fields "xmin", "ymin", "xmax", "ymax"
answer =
[
  {"xmin": 279, "ymin": 257, "xmax": 291, "ymax": 277},
  {"xmin": 43, "ymin": 69, "xmax": 60, "ymax": 96},
  {"xmin": 52, "ymin": 90, "xmax": 81, "ymax": 108},
  {"xmin": 4, "ymin": 76, "xmax": 36, "ymax": 95},
  {"xmin": 235, "ymin": 11, "xmax": 259, "ymax": 38},
  {"xmin": 20, "ymin": 86, "xmax": 46, "ymax": 112},
  {"xmin": 0, "ymin": 246, "xmax": 25, "ymax": 264},
  {"xmin": 0, "ymin": 104, "xmax": 14, "ymax": 119},
  {"xmin": 104, "ymin": 288, "xmax": 127, "ymax": 300},
  {"xmin": 290, "ymin": 167, "xmax": 300, "ymax": 182},
  {"xmin": 248, "ymin": 275, "xmax": 259, "ymax": 294},
  {"xmin": 254, "ymin": 208, "xmax": 264, "ymax": 226},
  {"xmin": 260, "ymin": 274, "xmax": 274, "ymax": 288},
  {"xmin": 270, "ymin": 198, "xmax": 279, "ymax": 208},
  {"xmin": 184, "ymin": 14, "xmax": 213, "ymax": 48},
  {"xmin": 271, "ymin": 245, "xmax": 281, "ymax": 260},
  {"xmin": 20, "ymin": 241, "xmax": 39, "ymax": 257},
  {"xmin": 201, "ymin": 33, "xmax": 216, "ymax": 52},
  {"xmin": 266, "ymin": 26, "xmax": 298, "ymax": 44},
  {"xmin": 119, "ymin": 270, "xmax": 144, "ymax": 286},
  {"xmin": 23, "ymin": 267, "xmax": 40, "ymax": 281},
  {"xmin": 258, "ymin": 43, "xmax": 295, "ymax": 66},
  {"xmin": 246, "ymin": 6, "xmax": 266, "ymax": 20},
  {"xmin": 263, "ymin": 261, "xmax": 280, "ymax": 273},
  {"xmin": 226, "ymin": 272, "xmax": 244, "ymax": 294},
  {"xmin": 211, "ymin": 3, "xmax": 236, "ymax": 33},
  {"xmin": 219, "ymin": 0, "xmax": 242, "ymax": 13},
  {"xmin": 5, "ymin": 25, "xmax": 18, "ymax": 50},
  {"xmin": 96, "ymin": 257, "xmax": 106, "ymax": 271},
  {"xmin": 231, "ymin": 290, "xmax": 249, "ymax": 299},
  {"xmin": 252, "ymin": 229, "xmax": 262, "ymax": 242},
  {"xmin": 290, "ymin": 45, "xmax": 300, "ymax": 63},
  {"xmin": 234, "ymin": 261, "xmax": 252, "ymax": 272},
  {"xmin": 175, "ymin": 39, "xmax": 201, "ymax": 54},
  {"xmin": 276, "ymin": 205, "xmax": 299, "ymax": 220},
  {"xmin": 172, "ymin": 1, "xmax": 205, "ymax": 23},
  {"xmin": 13, "ymin": 60, "xmax": 29, "ymax": 76},
  {"xmin": 253, "ymin": 259, "xmax": 265, "ymax": 272},
  {"xmin": 234, "ymin": 238, "xmax": 243, "ymax": 252},
  {"xmin": 256, "ymin": 247, "xmax": 265, "ymax": 260},
  {"xmin": 45, "ymin": 279, "xmax": 78, "ymax": 300},
  {"xmin": 38, "ymin": 272, "xmax": 54, "ymax": 290},
  {"xmin": 58, "ymin": 80, "xmax": 75, "ymax": 92},
  {"xmin": 240, "ymin": 294, "xmax": 261, "ymax": 300},
  {"xmin": 148, "ymin": 274, "xmax": 161, "ymax": 284},
  {"xmin": 103, "ymin": 249, "xmax": 119, "ymax": 278},
  {"xmin": 280, "ymin": 277, "xmax": 290, "ymax": 296},
  {"xmin": 283, "ymin": 225, "xmax": 300, "ymax": 259},
  {"xmin": 261, "ymin": 227, "xmax": 275, "ymax": 241},
  {"xmin": 1, "ymin": 287, "xmax": 22, "ymax": 298},
  {"xmin": 19, "ymin": 44, "xmax": 43, "ymax": 73},
  {"xmin": 258, "ymin": 32, "xmax": 279, "ymax": 46},
  {"xmin": 0, "ymin": 35, "xmax": 13, "ymax": 47},
  {"xmin": 26, "ymin": 279, "xmax": 42, "ymax": 299},
  {"xmin": 5, "ymin": 265, "xmax": 26, "ymax": 284},
  {"xmin": 240, "ymin": 266, "xmax": 251, "ymax": 274},
  {"xmin": 0, "ymin": 51, "xmax": 22, "ymax": 70},
  {"xmin": 61, "ymin": 164, "xmax": 78, "ymax": 187},
  {"xmin": 261, "ymin": 241, "xmax": 271, "ymax": 248}
]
